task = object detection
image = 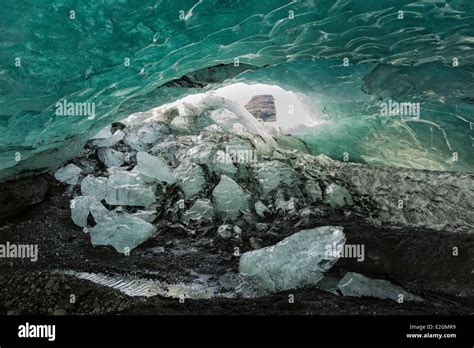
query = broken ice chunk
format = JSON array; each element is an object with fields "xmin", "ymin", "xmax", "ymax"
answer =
[
  {"xmin": 135, "ymin": 151, "xmax": 176, "ymax": 184},
  {"xmin": 182, "ymin": 199, "xmax": 214, "ymax": 225},
  {"xmin": 97, "ymin": 148, "xmax": 125, "ymax": 168},
  {"xmin": 90, "ymin": 125, "xmax": 112, "ymax": 140},
  {"xmin": 54, "ymin": 164, "xmax": 82, "ymax": 185},
  {"xmin": 209, "ymin": 150, "xmax": 237, "ymax": 177},
  {"xmin": 212, "ymin": 175, "xmax": 250, "ymax": 221},
  {"xmin": 173, "ymin": 162, "xmax": 206, "ymax": 199},
  {"xmin": 124, "ymin": 131, "xmax": 149, "ymax": 151},
  {"xmin": 324, "ymin": 183, "xmax": 353, "ymax": 208},
  {"xmin": 253, "ymin": 161, "xmax": 298, "ymax": 198},
  {"xmin": 239, "ymin": 226, "xmax": 345, "ymax": 294},
  {"xmin": 216, "ymin": 224, "xmax": 233, "ymax": 240},
  {"xmin": 254, "ymin": 201, "xmax": 270, "ymax": 218},
  {"xmin": 93, "ymin": 129, "xmax": 125, "ymax": 147},
  {"xmin": 105, "ymin": 172, "xmax": 156, "ymax": 207},
  {"xmin": 81, "ymin": 175, "xmax": 108, "ymax": 200},
  {"xmin": 275, "ymin": 191, "xmax": 297, "ymax": 213},
  {"xmin": 89, "ymin": 213, "xmax": 157, "ymax": 254},
  {"xmin": 70, "ymin": 196, "xmax": 111, "ymax": 227},
  {"xmin": 184, "ymin": 142, "xmax": 215, "ymax": 165},
  {"xmin": 132, "ymin": 209, "xmax": 157, "ymax": 223},
  {"xmin": 338, "ymin": 272, "xmax": 423, "ymax": 302},
  {"xmin": 70, "ymin": 196, "xmax": 92, "ymax": 227},
  {"xmin": 305, "ymin": 181, "xmax": 323, "ymax": 203},
  {"xmin": 137, "ymin": 124, "xmax": 158, "ymax": 144}
]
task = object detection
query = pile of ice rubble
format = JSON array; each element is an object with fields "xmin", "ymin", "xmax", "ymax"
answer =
[{"xmin": 54, "ymin": 95, "xmax": 422, "ymax": 301}]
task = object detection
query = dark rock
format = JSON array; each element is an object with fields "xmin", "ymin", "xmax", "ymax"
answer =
[
  {"xmin": 244, "ymin": 95, "xmax": 277, "ymax": 122},
  {"xmin": 0, "ymin": 175, "xmax": 49, "ymax": 219}
]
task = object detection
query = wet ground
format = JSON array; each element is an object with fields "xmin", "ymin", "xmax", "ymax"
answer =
[{"xmin": 0, "ymin": 176, "xmax": 472, "ymax": 315}]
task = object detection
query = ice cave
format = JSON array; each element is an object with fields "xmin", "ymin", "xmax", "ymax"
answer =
[{"xmin": 0, "ymin": 0, "xmax": 473, "ymax": 325}]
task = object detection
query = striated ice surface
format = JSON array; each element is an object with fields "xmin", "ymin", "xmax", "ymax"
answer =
[
  {"xmin": 239, "ymin": 226, "xmax": 345, "ymax": 294},
  {"xmin": 338, "ymin": 272, "xmax": 423, "ymax": 302},
  {"xmin": 89, "ymin": 213, "xmax": 157, "ymax": 254},
  {"xmin": 212, "ymin": 175, "xmax": 250, "ymax": 221}
]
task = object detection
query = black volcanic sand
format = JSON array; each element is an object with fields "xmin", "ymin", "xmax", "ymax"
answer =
[{"xmin": 0, "ymin": 175, "xmax": 472, "ymax": 315}]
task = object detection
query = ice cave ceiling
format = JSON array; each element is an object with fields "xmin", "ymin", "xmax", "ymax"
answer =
[{"xmin": 1, "ymin": 0, "xmax": 474, "ymax": 181}]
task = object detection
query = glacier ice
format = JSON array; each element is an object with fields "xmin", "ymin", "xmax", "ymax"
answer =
[
  {"xmin": 135, "ymin": 151, "xmax": 176, "ymax": 184},
  {"xmin": 54, "ymin": 164, "xmax": 82, "ymax": 186},
  {"xmin": 70, "ymin": 196, "xmax": 92, "ymax": 228},
  {"xmin": 324, "ymin": 183, "xmax": 354, "ymax": 209},
  {"xmin": 93, "ymin": 130, "xmax": 125, "ymax": 148},
  {"xmin": 89, "ymin": 214, "xmax": 157, "ymax": 254},
  {"xmin": 239, "ymin": 226, "xmax": 345, "ymax": 293},
  {"xmin": 254, "ymin": 201, "xmax": 270, "ymax": 218},
  {"xmin": 216, "ymin": 224, "xmax": 233, "ymax": 240},
  {"xmin": 212, "ymin": 175, "xmax": 250, "ymax": 221},
  {"xmin": 70, "ymin": 196, "xmax": 110, "ymax": 228},
  {"xmin": 305, "ymin": 181, "xmax": 323, "ymax": 203},
  {"xmin": 97, "ymin": 148, "xmax": 125, "ymax": 168},
  {"xmin": 81, "ymin": 175, "xmax": 108, "ymax": 200},
  {"xmin": 338, "ymin": 272, "xmax": 423, "ymax": 302},
  {"xmin": 105, "ymin": 171, "xmax": 156, "ymax": 207},
  {"xmin": 1, "ymin": 0, "xmax": 474, "ymax": 182},
  {"xmin": 173, "ymin": 162, "xmax": 206, "ymax": 199},
  {"xmin": 182, "ymin": 199, "xmax": 214, "ymax": 225},
  {"xmin": 253, "ymin": 161, "xmax": 298, "ymax": 197}
]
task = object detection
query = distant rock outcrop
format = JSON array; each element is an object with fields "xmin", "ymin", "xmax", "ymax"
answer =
[{"xmin": 244, "ymin": 95, "xmax": 277, "ymax": 122}]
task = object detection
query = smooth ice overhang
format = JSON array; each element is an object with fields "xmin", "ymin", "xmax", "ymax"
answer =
[{"xmin": 1, "ymin": 0, "xmax": 474, "ymax": 180}]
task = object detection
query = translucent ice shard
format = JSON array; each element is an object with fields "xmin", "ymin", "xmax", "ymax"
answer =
[
  {"xmin": 254, "ymin": 201, "xmax": 270, "ymax": 218},
  {"xmin": 212, "ymin": 175, "xmax": 250, "ymax": 221},
  {"xmin": 70, "ymin": 196, "xmax": 110, "ymax": 227},
  {"xmin": 54, "ymin": 164, "xmax": 82, "ymax": 185},
  {"xmin": 253, "ymin": 161, "xmax": 298, "ymax": 197},
  {"xmin": 209, "ymin": 150, "xmax": 237, "ymax": 177},
  {"xmin": 70, "ymin": 196, "xmax": 93, "ymax": 228},
  {"xmin": 239, "ymin": 226, "xmax": 345, "ymax": 294},
  {"xmin": 135, "ymin": 151, "xmax": 176, "ymax": 184},
  {"xmin": 173, "ymin": 162, "xmax": 206, "ymax": 199},
  {"xmin": 93, "ymin": 130, "xmax": 125, "ymax": 148},
  {"xmin": 89, "ymin": 213, "xmax": 157, "ymax": 254},
  {"xmin": 81, "ymin": 175, "xmax": 108, "ymax": 200},
  {"xmin": 324, "ymin": 183, "xmax": 353, "ymax": 209},
  {"xmin": 105, "ymin": 171, "xmax": 156, "ymax": 207},
  {"xmin": 182, "ymin": 199, "xmax": 214, "ymax": 225},
  {"xmin": 305, "ymin": 181, "xmax": 323, "ymax": 203},
  {"xmin": 97, "ymin": 148, "xmax": 125, "ymax": 168},
  {"xmin": 338, "ymin": 272, "xmax": 423, "ymax": 302}
]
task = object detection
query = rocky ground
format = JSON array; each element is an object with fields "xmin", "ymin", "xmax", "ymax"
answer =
[
  {"xmin": 0, "ymin": 95, "xmax": 472, "ymax": 315},
  {"xmin": 0, "ymin": 176, "xmax": 472, "ymax": 315}
]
